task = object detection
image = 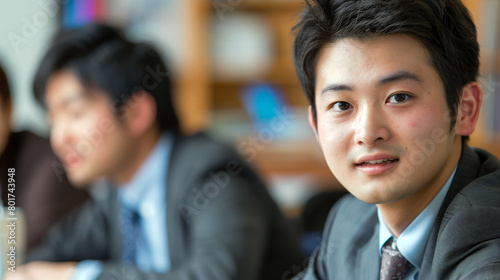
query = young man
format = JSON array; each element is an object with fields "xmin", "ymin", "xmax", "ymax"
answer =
[
  {"xmin": 0, "ymin": 62, "xmax": 88, "ymax": 252},
  {"xmin": 293, "ymin": 0, "xmax": 500, "ymax": 279},
  {"xmin": 6, "ymin": 24, "xmax": 302, "ymax": 280}
]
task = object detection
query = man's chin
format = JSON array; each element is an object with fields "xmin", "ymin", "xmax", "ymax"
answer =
[
  {"xmin": 350, "ymin": 188, "xmax": 407, "ymax": 205},
  {"xmin": 66, "ymin": 172, "xmax": 94, "ymax": 188},
  {"xmin": 356, "ymin": 196, "xmax": 388, "ymax": 205}
]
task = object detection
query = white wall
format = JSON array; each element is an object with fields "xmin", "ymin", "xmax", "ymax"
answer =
[{"xmin": 0, "ymin": 0, "xmax": 59, "ymax": 136}]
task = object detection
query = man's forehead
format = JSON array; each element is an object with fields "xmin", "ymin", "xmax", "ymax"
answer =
[
  {"xmin": 46, "ymin": 91, "xmax": 86, "ymax": 111},
  {"xmin": 315, "ymin": 35, "xmax": 435, "ymax": 83}
]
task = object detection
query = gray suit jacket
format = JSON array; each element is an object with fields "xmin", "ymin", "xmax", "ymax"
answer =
[
  {"xmin": 297, "ymin": 143, "xmax": 500, "ymax": 279},
  {"xmin": 28, "ymin": 132, "xmax": 303, "ymax": 280}
]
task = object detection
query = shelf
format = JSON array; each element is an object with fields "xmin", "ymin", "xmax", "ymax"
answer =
[{"xmin": 212, "ymin": 0, "xmax": 304, "ymax": 13}]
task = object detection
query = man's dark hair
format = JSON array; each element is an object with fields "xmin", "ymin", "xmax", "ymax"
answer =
[
  {"xmin": 0, "ymin": 62, "xmax": 11, "ymax": 109},
  {"xmin": 34, "ymin": 23, "xmax": 181, "ymax": 134},
  {"xmin": 293, "ymin": 0, "xmax": 479, "ymax": 134}
]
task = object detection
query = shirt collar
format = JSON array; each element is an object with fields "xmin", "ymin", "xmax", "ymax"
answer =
[
  {"xmin": 118, "ymin": 133, "xmax": 172, "ymax": 213},
  {"xmin": 378, "ymin": 165, "xmax": 458, "ymax": 269}
]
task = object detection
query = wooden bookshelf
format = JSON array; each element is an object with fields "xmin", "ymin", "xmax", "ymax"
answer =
[{"xmin": 176, "ymin": 0, "xmax": 307, "ymax": 132}]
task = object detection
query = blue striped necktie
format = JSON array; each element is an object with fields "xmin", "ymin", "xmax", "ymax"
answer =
[{"xmin": 120, "ymin": 205, "xmax": 140, "ymax": 265}]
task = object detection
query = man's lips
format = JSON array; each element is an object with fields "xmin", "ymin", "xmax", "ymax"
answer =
[
  {"xmin": 63, "ymin": 153, "xmax": 82, "ymax": 169},
  {"xmin": 355, "ymin": 154, "xmax": 399, "ymax": 165},
  {"xmin": 354, "ymin": 154, "xmax": 399, "ymax": 175},
  {"xmin": 357, "ymin": 158, "xmax": 399, "ymax": 166}
]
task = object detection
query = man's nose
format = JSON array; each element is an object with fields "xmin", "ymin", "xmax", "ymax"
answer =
[
  {"xmin": 353, "ymin": 106, "xmax": 390, "ymax": 146},
  {"xmin": 50, "ymin": 119, "xmax": 72, "ymax": 154}
]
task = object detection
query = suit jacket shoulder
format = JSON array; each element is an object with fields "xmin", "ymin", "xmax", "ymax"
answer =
[
  {"xmin": 92, "ymin": 132, "xmax": 302, "ymax": 280},
  {"xmin": 27, "ymin": 185, "xmax": 119, "ymax": 262},
  {"xmin": 300, "ymin": 194, "xmax": 380, "ymax": 280},
  {"xmin": 426, "ymin": 145, "xmax": 500, "ymax": 279},
  {"xmin": 31, "ymin": 132, "xmax": 303, "ymax": 280},
  {"xmin": 163, "ymin": 132, "xmax": 303, "ymax": 280},
  {"xmin": 166, "ymin": 132, "xmax": 244, "ymax": 200}
]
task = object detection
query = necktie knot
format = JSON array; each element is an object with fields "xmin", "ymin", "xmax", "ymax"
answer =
[{"xmin": 379, "ymin": 239, "xmax": 412, "ymax": 280}]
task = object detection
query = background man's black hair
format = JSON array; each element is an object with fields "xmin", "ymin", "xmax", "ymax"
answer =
[
  {"xmin": 33, "ymin": 23, "xmax": 181, "ymax": 134},
  {"xmin": 293, "ymin": 0, "xmax": 479, "ymax": 139}
]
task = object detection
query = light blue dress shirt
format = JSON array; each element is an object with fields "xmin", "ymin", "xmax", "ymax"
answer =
[
  {"xmin": 72, "ymin": 134, "xmax": 173, "ymax": 280},
  {"xmin": 378, "ymin": 166, "xmax": 457, "ymax": 280}
]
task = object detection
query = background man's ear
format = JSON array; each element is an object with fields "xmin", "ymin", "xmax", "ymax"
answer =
[
  {"xmin": 308, "ymin": 106, "xmax": 319, "ymax": 138},
  {"xmin": 455, "ymin": 82, "xmax": 482, "ymax": 136},
  {"xmin": 125, "ymin": 91, "xmax": 157, "ymax": 136}
]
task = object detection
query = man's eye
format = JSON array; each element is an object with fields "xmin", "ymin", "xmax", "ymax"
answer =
[
  {"xmin": 331, "ymin": 101, "xmax": 352, "ymax": 112},
  {"xmin": 388, "ymin": 93, "xmax": 411, "ymax": 104}
]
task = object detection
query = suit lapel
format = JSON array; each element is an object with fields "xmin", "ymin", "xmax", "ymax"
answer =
[
  {"xmin": 95, "ymin": 181, "xmax": 122, "ymax": 261},
  {"xmin": 419, "ymin": 143, "xmax": 481, "ymax": 278},
  {"xmin": 435, "ymin": 143, "xmax": 480, "ymax": 234},
  {"xmin": 109, "ymin": 188, "xmax": 122, "ymax": 260},
  {"xmin": 357, "ymin": 222, "xmax": 380, "ymax": 280},
  {"xmin": 165, "ymin": 134, "xmax": 185, "ymax": 268},
  {"xmin": 418, "ymin": 222, "xmax": 437, "ymax": 279}
]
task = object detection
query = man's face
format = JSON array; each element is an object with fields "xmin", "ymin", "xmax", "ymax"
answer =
[
  {"xmin": 46, "ymin": 70, "xmax": 134, "ymax": 186},
  {"xmin": 313, "ymin": 34, "xmax": 462, "ymax": 205}
]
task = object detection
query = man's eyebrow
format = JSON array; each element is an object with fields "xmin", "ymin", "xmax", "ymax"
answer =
[
  {"xmin": 377, "ymin": 70, "xmax": 422, "ymax": 87},
  {"xmin": 320, "ymin": 70, "xmax": 421, "ymax": 96},
  {"xmin": 52, "ymin": 94, "xmax": 85, "ymax": 110},
  {"xmin": 62, "ymin": 94, "xmax": 85, "ymax": 105},
  {"xmin": 320, "ymin": 84, "xmax": 353, "ymax": 95}
]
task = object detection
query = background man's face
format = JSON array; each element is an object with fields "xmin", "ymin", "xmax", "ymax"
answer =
[
  {"xmin": 45, "ymin": 70, "xmax": 133, "ymax": 186},
  {"xmin": 313, "ymin": 34, "xmax": 462, "ymax": 205}
]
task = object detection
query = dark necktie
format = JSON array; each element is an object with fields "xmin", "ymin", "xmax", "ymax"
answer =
[
  {"xmin": 120, "ymin": 205, "xmax": 140, "ymax": 265},
  {"xmin": 380, "ymin": 238, "xmax": 413, "ymax": 280}
]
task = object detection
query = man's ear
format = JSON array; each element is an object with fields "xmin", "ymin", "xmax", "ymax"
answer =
[
  {"xmin": 124, "ymin": 91, "xmax": 157, "ymax": 136},
  {"xmin": 308, "ymin": 106, "xmax": 319, "ymax": 139},
  {"xmin": 454, "ymin": 82, "xmax": 482, "ymax": 136}
]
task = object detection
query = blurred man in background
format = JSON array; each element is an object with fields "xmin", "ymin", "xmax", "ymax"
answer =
[
  {"xmin": 0, "ymin": 62, "xmax": 89, "ymax": 253},
  {"xmin": 6, "ymin": 24, "xmax": 302, "ymax": 280}
]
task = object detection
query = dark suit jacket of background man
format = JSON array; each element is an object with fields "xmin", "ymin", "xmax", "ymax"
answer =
[
  {"xmin": 298, "ymin": 142, "xmax": 500, "ymax": 280},
  {"xmin": 0, "ymin": 130, "xmax": 89, "ymax": 252},
  {"xmin": 28, "ymin": 132, "xmax": 303, "ymax": 280}
]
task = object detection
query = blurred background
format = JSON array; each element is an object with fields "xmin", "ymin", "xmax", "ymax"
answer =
[{"xmin": 0, "ymin": 0, "xmax": 499, "ymax": 217}]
